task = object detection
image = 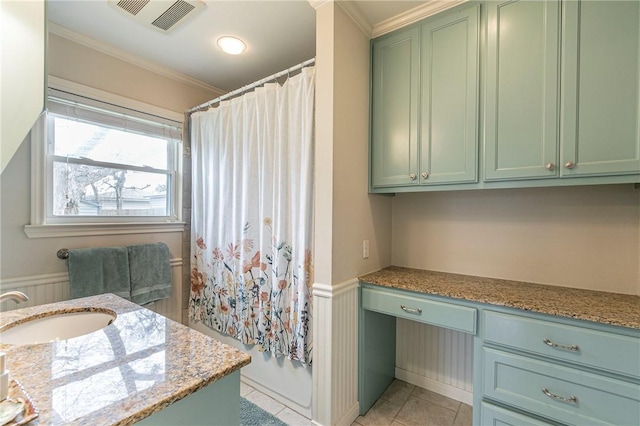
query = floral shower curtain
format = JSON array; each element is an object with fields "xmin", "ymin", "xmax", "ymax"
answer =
[{"xmin": 189, "ymin": 67, "xmax": 314, "ymax": 364}]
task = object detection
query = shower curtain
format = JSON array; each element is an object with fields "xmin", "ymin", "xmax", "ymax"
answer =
[{"xmin": 189, "ymin": 67, "xmax": 315, "ymax": 365}]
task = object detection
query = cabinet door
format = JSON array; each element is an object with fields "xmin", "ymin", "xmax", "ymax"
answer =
[
  {"xmin": 484, "ymin": 0, "xmax": 560, "ymax": 181},
  {"xmin": 370, "ymin": 27, "xmax": 420, "ymax": 188},
  {"xmin": 420, "ymin": 5, "xmax": 479, "ymax": 184},
  {"xmin": 561, "ymin": 1, "xmax": 640, "ymax": 177}
]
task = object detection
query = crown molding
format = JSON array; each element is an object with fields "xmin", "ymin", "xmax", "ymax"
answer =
[
  {"xmin": 337, "ymin": 1, "xmax": 373, "ymax": 37},
  {"xmin": 372, "ymin": 0, "xmax": 468, "ymax": 38},
  {"xmin": 308, "ymin": 0, "xmax": 332, "ymax": 10},
  {"xmin": 48, "ymin": 22, "xmax": 224, "ymax": 95}
]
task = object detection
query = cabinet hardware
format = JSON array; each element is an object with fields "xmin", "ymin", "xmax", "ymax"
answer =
[
  {"xmin": 545, "ymin": 163, "xmax": 555, "ymax": 171},
  {"xmin": 564, "ymin": 161, "xmax": 576, "ymax": 169},
  {"xmin": 409, "ymin": 174, "xmax": 417, "ymax": 180},
  {"xmin": 400, "ymin": 305, "xmax": 422, "ymax": 315},
  {"xmin": 543, "ymin": 338, "xmax": 580, "ymax": 352},
  {"xmin": 541, "ymin": 388, "xmax": 578, "ymax": 404},
  {"xmin": 421, "ymin": 172, "xmax": 429, "ymax": 179}
]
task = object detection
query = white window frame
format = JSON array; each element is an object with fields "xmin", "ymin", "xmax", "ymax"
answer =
[{"xmin": 25, "ymin": 77, "xmax": 185, "ymax": 238}]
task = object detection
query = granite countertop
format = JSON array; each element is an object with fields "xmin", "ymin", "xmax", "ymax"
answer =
[
  {"xmin": 359, "ymin": 266, "xmax": 640, "ymax": 330},
  {"xmin": 0, "ymin": 294, "xmax": 251, "ymax": 425}
]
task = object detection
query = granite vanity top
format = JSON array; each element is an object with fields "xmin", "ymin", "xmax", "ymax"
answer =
[
  {"xmin": 359, "ymin": 266, "xmax": 640, "ymax": 330},
  {"xmin": 0, "ymin": 294, "xmax": 251, "ymax": 425}
]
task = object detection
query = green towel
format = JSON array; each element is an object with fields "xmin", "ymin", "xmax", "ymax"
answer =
[
  {"xmin": 127, "ymin": 242, "xmax": 172, "ymax": 305},
  {"xmin": 68, "ymin": 247, "xmax": 131, "ymax": 300}
]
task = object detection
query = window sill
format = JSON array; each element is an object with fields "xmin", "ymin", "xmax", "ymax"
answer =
[{"xmin": 24, "ymin": 222, "xmax": 186, "ymax": 238}]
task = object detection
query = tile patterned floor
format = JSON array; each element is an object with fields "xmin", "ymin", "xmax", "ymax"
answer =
[
  {"xmin": 353, "ymin": 380, "xmax": 472, "ymax": 426},
  {"xmin": 241, "ymin": 379, "xmax": 472, "ymax": 426},
  {"xmin": 241, "ymin": 381, "xmax": 312, "ymax": 426}
]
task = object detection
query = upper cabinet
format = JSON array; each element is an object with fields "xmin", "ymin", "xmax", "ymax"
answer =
[
  {"xmin": 370, "ymin": 27, "xmax": 420, "ymax": 188},
  {"xmin": 370, "ymin": 5, "xmax": 479, "ymax": 189},
  {"xmin": 370, "ymin": 1, "xmax": 640, "ymax": 193},
  {"xmin": 484, "ymin": 0, "xmax": 560, "ymax": 181},
  {"xmin": 561, "ymin": 0, "xmax": 640, "ymax": 177},
  {"xmin": 484, "ymin": 0, "xmax": 640, "ymax": 182},
  {"xmin": 420, "ymin": 5, "xmax": 479, "ymax": 185}
]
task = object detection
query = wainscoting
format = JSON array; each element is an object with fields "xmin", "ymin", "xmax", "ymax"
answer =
[
  {"xmin": 312, "ymin": 278, "xmax": 360, "ymax": 426},
  {"xmin": 0, "ymin": 258, "xmax": 183, "ymax": 323},
  {"xmin": 396, "ymin": 319, "xmax": 474, "ymax": 405}
]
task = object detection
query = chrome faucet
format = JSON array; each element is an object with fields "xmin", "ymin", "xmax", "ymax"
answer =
[{"xmin": 0, "ymin": 291, "xmax": 29, "ymax": 304}]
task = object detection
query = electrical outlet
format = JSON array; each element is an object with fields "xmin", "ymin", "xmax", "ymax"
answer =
[{"xmin": 362, "ymin": 240, "xmax": 370, "ymax": 259}]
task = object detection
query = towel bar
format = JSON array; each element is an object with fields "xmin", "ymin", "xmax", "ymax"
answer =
[{"xmin": 57, "ymin": 248, "xmax": 69, "ymax": 259}]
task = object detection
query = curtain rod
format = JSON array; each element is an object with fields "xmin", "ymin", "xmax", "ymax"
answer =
[{"xmin": 187, "ymin": 57, "xmax": 315, "ymax": 114}]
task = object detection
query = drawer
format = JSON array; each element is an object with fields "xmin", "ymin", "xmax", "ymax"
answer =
[
  {"xmin": 483, "ymin": 347, "xmax": 640, "ymax": 426},
  {"xmin": 361, "ymin": 287, "xmax": 476, "ymax": 333},
  {"xmin": 480, "ymin": 402, "xmax": 553, "ymax": 426},
  {"xmin": 484, "ymin": 310, "xmax": 640, "ymax": 378}
]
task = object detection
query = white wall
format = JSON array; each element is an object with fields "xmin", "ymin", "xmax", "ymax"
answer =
[
  {"xmin": 0, "ymin": 0, "xmax": 45, "ymax": 173},
  {"xmin": 48, "ymin": 33, "xmax": 221, "ymax": 112},
  {"xmin": 314, "ymin": 1, "xmax": 392, "ymax": 290},
  {"xmin": 392, "ymin": 184, "xmax": 640, "ymax": 295},
  {"xmin": 332, "ymin": 5, "xmax": 392, "ymax": 284}
]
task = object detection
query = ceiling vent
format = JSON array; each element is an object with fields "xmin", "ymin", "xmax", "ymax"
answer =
[{"xmin": 108, "ymin": 0, "xmax": 205, "ymax": 33}]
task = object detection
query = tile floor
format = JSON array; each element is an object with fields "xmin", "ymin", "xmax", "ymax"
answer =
[
  {"xmin": 241, "ymin": 379, "xmax": 472, "ymax": 426},
  {"xmin": 241, "ymin": 381, "xmax": 313, "ymax": 425},
  {"xmin": 353, "ymin": 380, "xmax": 472, "ymax": 426}
]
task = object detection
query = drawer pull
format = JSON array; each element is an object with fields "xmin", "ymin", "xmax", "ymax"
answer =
[
  {"xmin": 400, "ymin": 305, "xmax": 422, "ymax": 315},
  {"xmin": 543, "ymin": 338, "xmax": 580, "ymax": 352},
  {"xmin": 541, "ymin": 388, "xmax": 578, "ymax": 404}
]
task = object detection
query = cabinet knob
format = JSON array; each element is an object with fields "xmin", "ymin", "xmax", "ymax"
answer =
[
  {"xmin": 545, "ymin": 163, "xmax": 555, "ymax": 171},
  {"xmin": 409, "ymin": 174, "xmax": 417, "ymax": 180},
  {"xmin": 564, "ymin": 161, "xmax": 576, "ymax": 169},
  {"xmin": 421, "ymin": 172, "xmax": 429, "ymax": 179}
]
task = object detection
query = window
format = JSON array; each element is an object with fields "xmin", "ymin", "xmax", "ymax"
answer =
[{"xmin": 26, "ymin": 79, "xmax": 184, "ymax": 238}]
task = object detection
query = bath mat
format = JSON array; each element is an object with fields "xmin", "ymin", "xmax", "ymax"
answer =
[{"xmin": 240, "ymin": 397, "xmax": 288, "ymax": 426}]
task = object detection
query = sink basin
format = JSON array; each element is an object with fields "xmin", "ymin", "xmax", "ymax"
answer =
[{"xmin": 0, "ymin": 309, "xmax": 116, "ymax": 345}]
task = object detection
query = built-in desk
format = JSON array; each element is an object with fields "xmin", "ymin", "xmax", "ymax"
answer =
[{"xmin": 358, "ymin": 267, "xmax": 640, "ymax": 425}]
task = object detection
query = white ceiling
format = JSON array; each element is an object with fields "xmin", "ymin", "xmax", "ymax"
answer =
[{"xmin": 47, "ymin": 0, "xmax": 428, "ymax": 93}]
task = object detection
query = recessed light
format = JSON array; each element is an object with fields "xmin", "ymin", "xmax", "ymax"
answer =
[{"xmin": 217, "ymin": 36, "xmax": 246, "ymax": 55}]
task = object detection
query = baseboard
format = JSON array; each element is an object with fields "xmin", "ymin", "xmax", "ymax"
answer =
[
  {"xmin": 395, "ymin": 368, "xmax": 473, "ymax": 406},
  {"xmin": 240, "ymin": 375, "xmax": 311, "ymax": 419},
  {"xmin": 335, "ymin": 402, "xmax": 360, "ymax": 426}
]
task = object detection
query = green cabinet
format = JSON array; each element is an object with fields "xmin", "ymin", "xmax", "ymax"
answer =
[
  {"xmin": 370, "ymin": 1, "xmax": 640, "ymax": 193},
  {"xmin": 370, "ymin": 27, "xmax": 420, "ymax": 187},
  {"xmin": 419, "ymin": 5, "xmax": 479, "ymax": 185},
  {"xmin": 484, "ymin": 0, "xmax": 560, "ymax": 181},
  {"xmin": 561, "ymin": 0, "xmax": 640, "ymax": 177},
  {"xmin": 485, "ymin": 0, "xmax": 640, "ymax": 182},
  {"xmin": 370, "ymin": 5, "xmax": 479, "ymax": 189},
  {"xmin": 358, "ymin": 279, "xmax": 640, "ymax": 425}
]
